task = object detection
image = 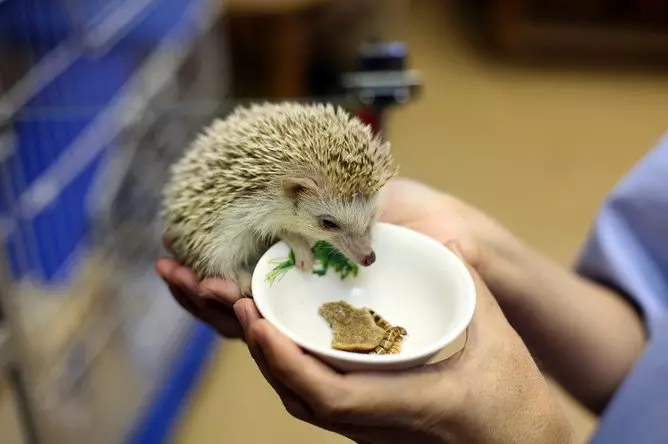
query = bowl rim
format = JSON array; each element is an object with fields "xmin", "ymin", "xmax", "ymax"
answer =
[{"xmin": 251, "ymin": 222, "xmax": 477, "ymax": 365}]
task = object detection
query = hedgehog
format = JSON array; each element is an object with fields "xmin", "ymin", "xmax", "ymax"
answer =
[{"xmin": 161, "ymin": 102, "xmax": 398, "ymax": 297}]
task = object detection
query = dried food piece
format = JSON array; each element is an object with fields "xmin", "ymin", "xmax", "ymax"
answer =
[
  {"xmin": 319, "ymin": 301, "xmax": 385, "ymax": 352},
  {"xmin": 319, "ymin": 302, "xmax": 409, "ymax": 355}
]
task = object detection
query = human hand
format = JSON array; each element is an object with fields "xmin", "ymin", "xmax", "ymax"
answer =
[
  {"xmin": 234, "ymin": 243, "xmax": 576, "ymax": 444},
  {"xmin": 155, "ymin": 236, "xmax": 245, "ymax": 340},
  {"xmin": 378, "ymin": 178, "xmax": 518, "ymax": 274},
  {"xmin": 155, "ymin": 177, "xmax": 516, "ymax": 340}
]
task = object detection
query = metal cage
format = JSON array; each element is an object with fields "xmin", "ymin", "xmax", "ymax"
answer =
[
  {"xmin": 0, "ymin": 1, "xmax": 420, "ymax": 442},
  {"xmin": 0, "ymin": 1, "xmax": 228, "ymax": 442}
]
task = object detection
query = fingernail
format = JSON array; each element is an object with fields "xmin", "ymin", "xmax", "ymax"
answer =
[{"xmin": 446, "ymin": 239, "xmax": 463, "ymax": 256}]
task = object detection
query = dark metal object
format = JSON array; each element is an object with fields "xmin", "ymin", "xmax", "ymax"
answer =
[
  {"xmin": 342, "ymin": 41, "xmax": 421, "ymax": 109},
  {"xmin": 342, "ymin": 40, "xmax": 422, "ymax": 135}
]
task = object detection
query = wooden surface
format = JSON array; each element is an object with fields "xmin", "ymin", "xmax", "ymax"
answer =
[
  {"xmin": 173, "ymin": 1, "xmax": 668, "ymax": 443},
  {"xmin": 224, "ymin": 0, "xmax": 329, "ymax": 98},
  {"xmin": 488, "ymin": 0, "xmax": 668, "ymax": 58}
]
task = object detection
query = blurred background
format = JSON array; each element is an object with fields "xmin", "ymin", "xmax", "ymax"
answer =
[{"xmin": 1, "ymin": 0, "xmax": 667, "ymax": 443}]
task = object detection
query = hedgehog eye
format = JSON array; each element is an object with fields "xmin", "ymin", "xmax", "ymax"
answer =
[{"xmin": 318, "ymin": 216, "xmax": 341, "ymax": 231}]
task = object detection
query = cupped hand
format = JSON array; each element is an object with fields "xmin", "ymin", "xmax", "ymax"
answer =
[
  {"xmin": 155, "ymin": 237, "xmax": 246, "ymax": 340},
  {"xmin": 155, "ymin": 177, "xmax": 513, "ymax": 340},
  {"xmin": 378, "ymin": 178, "xmax": 514, "ymax": 273},
  {"xmin": 234, "ymin": 243, "xmax": 576, "ymax": 444},
  {"xmin": 153, "ymin": 177, "xmax": 463, "ymax": 339}
]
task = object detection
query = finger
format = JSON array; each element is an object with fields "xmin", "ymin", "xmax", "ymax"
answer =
[
  {"xmin": 157, "ymin": 259, "xmax": 204, "ymax": 315},
  {"xmin": 336, "ymin": 366, "xmax": 453, "ymax": 426},
  {"xmin": 233, "ymin": 298, "xmax": 260, "ymax": 331},
  {"xmin": 156, "ymin": 257, "xmax": 200, "ymax": 297},
  {"xmin": 246, "ymin": 320, "xmax": 345, "ymax": 411},
  {"xmin": 233, "ymin": 298, "xmax": 266, "ymax": 344},
  {"xmin": 378, "ymin": 178, "xmax": 441, "ymax": 222},
  {"xmin": 444, "ymin": 240, "xmax": 514, "ymax": 351},
  {"xmin": 235, "ymin": 301, "xmax": 314, "ymax": 420},
  {"xmin": 247, "ymin": 318, "xmax": 447, "ymax": 426},
  {"xmin": 248, "ymin": 316, "xmax": 461, "ymax": 428},
  {"xmin": 170, "ymin": 265, "xmax": 200, "ymax": 298},
  {"xmin": 155, "ymin": 258, "xmax": 179, "ymax": 281},
  {"xmin": 157, "ymin": 256, "xmax": 242, "ymax": 307},
  {"xmin": 243, "ymin": 336, "xmax": 372, "ymax": 435},
  {"xmin": 167, "ymin": 282, "xmax": 200, "ymax": 316},
  {"xmin": 199, "ymin": 278, "xmax": 242, "ymax": 306},
  {"xmin": 166, "ymin": 279, "xmax": 243, "ymax": 337},
  {"xmin": 445, "ymin": 240, "xmax": 502, "ymax": 314},
  {"xmin": 249, "ymin": 343, "xmax": 314, "ymax": 422},
  {"xmin": 199, "ymin": 299, "xmax": 245, "ymax": 338}
]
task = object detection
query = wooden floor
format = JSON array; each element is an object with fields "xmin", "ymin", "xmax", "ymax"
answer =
[{"xmin": 173, "ymin": 1, "xmax": 668, "ymax": 443}]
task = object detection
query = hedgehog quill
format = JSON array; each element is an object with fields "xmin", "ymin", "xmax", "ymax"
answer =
[{"xmin": 161, "ymin": 102, "xmax": 398, "ymax": 297}]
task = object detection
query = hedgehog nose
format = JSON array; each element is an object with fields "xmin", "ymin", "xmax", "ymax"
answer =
[{"xmin": 361, "ymin": 251, "xmax": 376, "ymax": 267}]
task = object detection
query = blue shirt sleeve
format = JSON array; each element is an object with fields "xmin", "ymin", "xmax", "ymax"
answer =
[{"xmin": 575, "ymin": 132, "xmax": 668, "ymax": 336}]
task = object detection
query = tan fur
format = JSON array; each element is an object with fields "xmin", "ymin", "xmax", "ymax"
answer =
[{"xmin": 161, "ymin": 102, "xmax": 397, "ymax": 294}]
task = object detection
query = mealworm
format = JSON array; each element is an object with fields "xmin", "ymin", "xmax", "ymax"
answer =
[
  {"xmin": 369, "ymin": 326, "xmax": 407, "ymax": 355},
  {"xmin": 367, "ymin": 308, "xmax": 394, "ymax": 331}
]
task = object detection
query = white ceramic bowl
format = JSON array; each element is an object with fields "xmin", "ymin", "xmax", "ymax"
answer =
[{"xmin": 251, "ymin": 222, "xmax": 476, "ymax": 372}]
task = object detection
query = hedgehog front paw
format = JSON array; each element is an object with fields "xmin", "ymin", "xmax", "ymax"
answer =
[
  {"xmin": 237, "ymin": 270, "xmax": 253, "ymax": 298},
  {"xmin": 281, "ymin": 234, "xmax": 315, "ymax": 273},
  {"xmin": 293, "ymin": 247, "xmax": 315, "ymax": 273}
]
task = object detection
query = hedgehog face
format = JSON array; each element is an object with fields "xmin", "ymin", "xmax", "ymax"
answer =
[
  {"xmin": 283, "ymin": 177, "xmax": 378, "ymax": 266},
  {"xmin": 313, "ymin": 197, "xmax": 378, "ymax": 266}
]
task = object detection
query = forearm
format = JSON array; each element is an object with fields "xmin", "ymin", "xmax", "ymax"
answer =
[{"xmin": 481, "ymin": 237, "xmax": 646, "ymax": 414}]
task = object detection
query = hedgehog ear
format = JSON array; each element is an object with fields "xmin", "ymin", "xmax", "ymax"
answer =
[{"xmin": 283, "ymin": 177, "xmax": 318, "ymax": 199}]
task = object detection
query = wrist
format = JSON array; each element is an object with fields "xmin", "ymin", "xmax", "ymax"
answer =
[
  {"xmin": 432, "ymin": 370, "xmax": 577, "ymax": 444},
  {"xmin": 437, "ymin": 348, "xmax": 577, "ymax": 444}
]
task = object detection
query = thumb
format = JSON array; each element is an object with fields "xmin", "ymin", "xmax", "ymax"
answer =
[{"xmin": 444, "ymin": 240, "xmax": 511, "ymax": 336}]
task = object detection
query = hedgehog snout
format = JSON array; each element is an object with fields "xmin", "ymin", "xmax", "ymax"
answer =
[
  {"xmin": 351, "ymin": 247, "xmax": 376, "ymax": 267},
  {"xmin": 332, "ymin": 234, "xmax": 375, "ymax": 267},
  {"xmin": 361, "ymin": 251, "xmax": 376, "ymax": 267}
]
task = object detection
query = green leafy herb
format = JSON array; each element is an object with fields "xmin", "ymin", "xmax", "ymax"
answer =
[
  {"xmin": 265, "ymin": 240, "xmax": 360, "ymax": 286},
  {"xmin": 265, "ymin": 249, "xmax": 296, "ymax": 285},
  {"xmin": 311, "ymin": 240, "xmax": 359, "ymax": 279}
]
